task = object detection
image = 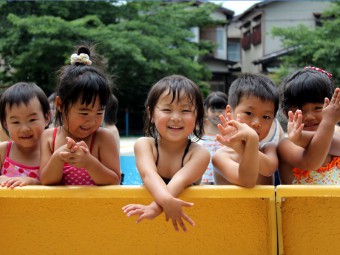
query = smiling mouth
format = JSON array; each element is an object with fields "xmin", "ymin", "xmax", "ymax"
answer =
[
  {"xmin": 80, "ymin": 126, "xmax": 91, "ymax": 131},
  {"xmin": 20, "ymin": 135, "xmax": 33, "ymax": 139},
  {"xmin": 168, "ymin": 126, "xmax": 183, "ymax": 130}
]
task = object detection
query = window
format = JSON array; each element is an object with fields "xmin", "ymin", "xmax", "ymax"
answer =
[
  {"xmin": 227, "ymin": 39, "xmax": 241, "ymax": 62},
  {"xmin": 251, "ymin": 24, "xmax": 261, "ymax": 46},
  {"xmin": 216, "ymin": 27, "xmax": 225, "ymax": 51},
  {"xmin": 241, "ymin": 30, "xmax": 251, "ymax": 50}
]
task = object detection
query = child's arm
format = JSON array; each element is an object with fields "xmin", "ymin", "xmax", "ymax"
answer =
[
  {"xmin": 40, "ymin": 129, "xmax": 69, "ymax": 185},
  {"xmin": 213, "ymin": 116, "xmax": 260, "ymax": 187},
  {"xmin": 258, "ymin": 142, "xmax": 279, "ymax": 177},
  {"xmin": 127, "ymin": 137, "xmax": 209, "ymax": 231},
  {"xmin": 59, "ymin": 129, "xmax": 120, "ymax": 185}
]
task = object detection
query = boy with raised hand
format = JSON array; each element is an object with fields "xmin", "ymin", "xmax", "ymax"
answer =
[{"xmin": 212, "ymin": 73, "xmax": 279, "ymax": 187}]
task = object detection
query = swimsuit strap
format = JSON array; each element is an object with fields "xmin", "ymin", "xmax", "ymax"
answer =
[
  {"xmin": 52, "ymin": 127, "xmax": 58, "ymax": 152},
  {"xmin": 181, "ymin": 139, "xmax": 191, "ymax": 167},
  {"xmin": 5, "ymin": 141, "xmax": 12, "ymax": 157},
  {"xmin": 155, "ymin": 138, "xmax": 159, "ymax": 166},
  {"xmin": 155, "ymin": 138, "xmax": 191, "ymax": 167}
]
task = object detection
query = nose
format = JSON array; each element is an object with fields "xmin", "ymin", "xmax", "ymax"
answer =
[
  {"xmin": 303, "ymin": 111, "xmax": 315, "ymax": 121},
  {"xmin": 251, "ymin": 117, "xmax": 261, "ymax": 128},
  {"xmin": 171, "ymin": 111, "xmax": 181, "ymax": 121}
]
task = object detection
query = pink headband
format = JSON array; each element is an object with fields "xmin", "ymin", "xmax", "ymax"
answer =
[{"xmin": 304, "ymin": 66, "xmax": 333, "ymax": 80}]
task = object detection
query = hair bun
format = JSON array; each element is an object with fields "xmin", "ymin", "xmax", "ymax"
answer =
[{"xmin": 77, "ymin": 46, "xmax": 91, "ymax": 57}]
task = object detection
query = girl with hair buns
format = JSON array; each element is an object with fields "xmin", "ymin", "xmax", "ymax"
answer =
[{"xmin": 40, "ymin": 45, "xmax": 120, "ymax": 185}]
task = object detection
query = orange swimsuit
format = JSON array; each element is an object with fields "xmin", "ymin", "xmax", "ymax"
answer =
[{"xmin": 292, "ymin": 157, "xmax": 340, "ymax": 184}]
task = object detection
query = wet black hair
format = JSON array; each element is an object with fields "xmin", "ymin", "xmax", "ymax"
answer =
[
  {"xmin": 144, "ymin": 75, "xmax": 205, "ymax": 141},
  {"xmin": 0, "ymin": 82, "xmax": 50, "ymax": 135},
  {"xmin": 104, "ymin": 93, "xmax": 118, "ymax": 125},
  {"xmin": 228, "ymin": 73, "xmax": 279, "ymax": 114},
  {"xmin": 204, "ymin": 91, "xmax": 228, "ymax": 110},
  {"xmin": 55, "ymin": 45, "xmax": 112, "ymax": 126},
  {"xmin": 281, "ymin": 68, "xmax": 334, "ymax": 115}
]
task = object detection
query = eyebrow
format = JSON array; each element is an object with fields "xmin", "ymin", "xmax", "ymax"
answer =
[{"xmin": 9, "ymin": 112, "xmax": 39, "ymax": 120}]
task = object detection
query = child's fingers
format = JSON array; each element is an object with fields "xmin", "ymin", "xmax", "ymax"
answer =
[
  {"xmin": 177, "ymin": 218, "xmax": 187, "ymax": 232},
  {"xmin": 171, "ymin": 219, "xmax": 179, "ymax": 232},
  {"xmin": 182, "ymin": 213, "xmax": 195, "ymax": 226},
  {"xmin": 180, "ymin": 200, "xmax": 194, "ymax": 208}
]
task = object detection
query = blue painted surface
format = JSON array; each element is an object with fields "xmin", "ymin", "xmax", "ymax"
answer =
[{"xmin": 120, "ymin": 156, "xmax": 142, "ymax": 185}]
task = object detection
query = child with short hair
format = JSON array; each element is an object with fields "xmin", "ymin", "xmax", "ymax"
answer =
[
  {"xmin": 0, "ymin": 82, "xmax": 51, "ymax": 188},
  {"xmin": 278, "ymin": 67, "xmax": 340, "ymax": 184},
  {"xmin": 199, "ymin": 91, "xmax": 228, "ymax": 184},
  {"xmin": 39, "ymin": 45, "xmax": 120, "ymax": 185},
  {"xmin": 212, "ymin": 73, "xmax": 279, "ymax": 187},
  {"xmin": 122, "ymin": 75, "xmax": 210, "ymax": 232}
]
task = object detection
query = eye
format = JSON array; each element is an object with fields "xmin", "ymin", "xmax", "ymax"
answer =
[
  {"xmin": 244, "ymin": 111, "xmax": 252, "ymax": 116},
  {"xmin": 29, "ymin": 118, "xmax": 38, "ymax": 122},
  {"xmin": 11, "ymin": 121, "xmax": 20, "ymax": 125},
  {"xmin": 79, "ymin": 112, "xmax": 88, "ymax": 116},
  {"xmin": 97, "ymin": 111, "xmax": 104, "ymax": 116},
  {"xmin": 263, "ymin": 115, "xmax": 272, "ymax": 120},
  {"xmin": 162, "ymin": 108, "xmax": 171, "ymax": 112},
  {"xmin": 182, "ymin": 109, "xmax": 191, "ymax": 113}
]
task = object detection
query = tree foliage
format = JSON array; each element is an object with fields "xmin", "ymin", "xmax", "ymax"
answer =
[
  {"xmin": 271, "ymin": 2, "xmax": 340, "ymax": 86},
  {"xmin": 0, "ymin": 1, "xmax": 218, "ymax": 113}
]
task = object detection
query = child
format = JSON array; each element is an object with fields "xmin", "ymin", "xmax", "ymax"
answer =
[
  {"xmin": 199, "ymin": 91, "xmax": 228, "ymax": 184},
  {"xmin": 0, "ymin": 82, "xmax": 51, "ymax": 188},
  {"xmin": 122, "ymin": 75, "xmax": 210, "ymax": 232},
  {"xmin": 212, "ymin": 73, "xmax": 279, "ymax": 187},
  {"xmin": 278, "ymin": 67, "xmax": 340, "ymax": 184},
  {"xmin": 39, "ymin": 45, "xmax": 121, "ymax": 185}
]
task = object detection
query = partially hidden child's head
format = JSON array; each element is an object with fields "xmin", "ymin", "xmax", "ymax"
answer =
[
  {"xmin": 144, "ymin": 75, "xmax": 205, "ymax": 141},
  {"xmin": 55, "ymin": 45, "xmax": 112, "ymax": 127},
  {"xmin": 204, "ymin": 91, "xmax": 228, "ymax": 125},
  {"xmin": 227, "ymin": 73, "xmax": 279, "ymax": 140},
  {"xmin": 0, "ymin": 82, "xmax": 50, "ymax": 137},
  {"xmin": 281, "ymin": 67, "xmax": 334, "ymax": 116}
]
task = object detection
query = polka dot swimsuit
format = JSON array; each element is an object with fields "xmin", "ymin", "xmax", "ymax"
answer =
[
  {"xmin": 52, "ymin": 128, "xmax": 96, "ymax": 185},
  {"xmin": 1, "ymin": 142, "xmax": 39, "ymax": 180}
]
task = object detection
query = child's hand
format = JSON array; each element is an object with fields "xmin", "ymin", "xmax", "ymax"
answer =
[
  {"xmin": 287, "ymin": 110, "xmax": 304, "ymax": 144},
  {"xmin": 322, "ymin": 88, "xmax": 340, "ymax": 125},
  {"xmin": 216, "ymin": 112, "xmax": 238, "ymax": 145},
  {"xmin": 0, "ymin": 176, "xmax": 39, "ymax": 189},
  {"xmin": 162, "ymin": 197, "xmax": 195, "ymax": 232},
  {"xmin": 59, "ymin": 141, "xmax": 89, "ymax": 168},
  {"xmin": 122, "ymin": 202, "xmax": 163, "ymax": 223}
]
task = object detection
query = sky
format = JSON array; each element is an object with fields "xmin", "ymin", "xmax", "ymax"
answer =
[{"xmin": 211, "ymin": 1, "xmax": 263, "ymax": 15}]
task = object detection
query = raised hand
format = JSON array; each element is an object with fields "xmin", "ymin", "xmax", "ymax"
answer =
[
  {"xmin": 216, "ymin": 112, "xmax": 238, "ymax": 145},
  {"xmin": 287, "ymin": 110, "xmax": 304, "ymax": 144},
  {"xmin": 322, "ymin": 88, "xmax": 340, "ymax": 125}
]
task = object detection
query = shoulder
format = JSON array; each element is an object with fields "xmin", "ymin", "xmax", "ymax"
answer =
[
  {"xmin": 189, "ymin": 142, "xmax": 210, "ymax": 159},
  {"xmin": 93, "ymin": 127, "xmax": 118, "ymax": 147},
  {"xmin": 41, "ymin": 128, "xmax": 55, "ymax": 141},
  {"xmin": 134, "ymin": 137, "xmax": 154, "ymax": 150},
  {"xmin": 0, "ymin": 141, "xmax": 9, "ymax": 164}
]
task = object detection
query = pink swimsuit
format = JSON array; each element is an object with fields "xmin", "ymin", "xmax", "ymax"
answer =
[
  {"xmin": 1, "ymin": 142, "xmax": 39, "ymax": 180},
  {"xmin": 52, "ymin": 128, "xmax": 96, "ymax": 185}
]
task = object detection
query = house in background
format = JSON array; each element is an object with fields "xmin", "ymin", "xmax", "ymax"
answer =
[
  {"xmin": 231, "ymin": 0, "xmax": 332, "ymax": 74},
  {"xmin": 192, "ymin": 2, "xmax": 237, "ymax": 93}
]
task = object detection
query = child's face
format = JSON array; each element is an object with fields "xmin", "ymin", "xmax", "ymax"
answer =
[
  {"xmin": 62, "ymin": 97, "xmax": 105, "ymax": 139},
  {"xmin": 5, "ymin": 97, "xmax": 50, "ymax": 148},
  {"xmin": 207, "ymin": 107, "xmax": 225, "ymax": 125},
  {"xmin": 290, "ymin": 103, "xmax": 323, "ymax": 131},
  {"xmin": 152, "ymin": 90, "xmax": 197, "ymax": 142},
  {"xmin": 230, "ymin": 95, "xmax": 275, "ymax": 141}
]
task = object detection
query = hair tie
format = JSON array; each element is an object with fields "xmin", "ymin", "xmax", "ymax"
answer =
[
  {"xmin": 304, "ymin": 66, "xmax": 333, "ymax": 80},
  {"xmin": 70, "ymin": 53, "xmax": 92, "ymax": 65}
]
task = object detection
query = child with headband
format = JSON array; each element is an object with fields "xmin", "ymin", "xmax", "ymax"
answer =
[
  {"xmin": 0, "ymin": 82, "xmax": 51, "ymax": 188},
  {"xmin": 40, "ymin": 45, "xmax": 120, "ymax": 185},
  {"xmin": 278, "ymin": 67, "xmax": 340, "ymax": 184}
]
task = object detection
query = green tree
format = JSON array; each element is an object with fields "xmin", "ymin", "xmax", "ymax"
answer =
[
  {"xmin": 271, "ymin": 2, "xmax": 340, "ymax": 86},
  {"xmin": 0, "ymin": 1, "xmax": 217, "ymax": 114}
]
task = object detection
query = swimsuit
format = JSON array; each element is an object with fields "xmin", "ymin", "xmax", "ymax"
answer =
[
  {"xmin": 52, "ymin": 128, "xmax": 96, "ymax": 185},
  {"xmin": 292, "ymin": 156, "xmax": 340, "ymax": 184},
  {"xmin": 0, "ymin": 142, "xmax": 39, "ymax": 180},
  {"xmin": 198, "ymin": 134, "xmax": 222, "ymax": 184},
  {"xmin": 155, "ymin": 139, "xmax": 191, "ymax": 185}
]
